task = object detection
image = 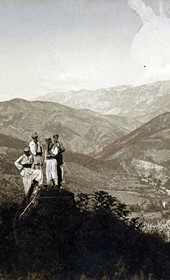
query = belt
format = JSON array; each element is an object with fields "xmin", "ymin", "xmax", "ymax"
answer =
[
  {"xmin": 23, "ymin": 164, "xmax": 32, "ymax": 168},
  {"xmin": 36, "ymin": 152, "xmax": 42, "ymax": 156}
]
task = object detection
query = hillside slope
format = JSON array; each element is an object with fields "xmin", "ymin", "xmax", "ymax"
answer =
[
  {"xmin": 93, "ymin": 113, "xmax": 170, "ymax": 198},
  {"xmin": 95, "ymin": 112, "xmax": 170, "ymax": 160},
  {"xmin": 1, "ymin": 131, "xmax": 170, "ymax": 210},
  {"xmin": 0, "ymin": 98, "xmax": 138, "ymax": 154},
  {"xmin": 1, "ymin": 188, "xmax": 170, "ymax": 280}
]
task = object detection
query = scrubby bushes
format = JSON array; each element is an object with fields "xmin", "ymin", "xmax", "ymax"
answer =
[
  {"xmin": 0, "ymin": 188, "xmax": 170, "ymax": 280},
  {"xmin": 143, "ymin": 219, "xmax": 170, "ymax": 242}
]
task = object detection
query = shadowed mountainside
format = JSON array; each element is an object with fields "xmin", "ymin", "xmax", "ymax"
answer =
[
  {"xmin": 94, "ymin": 112, "xmax": 170, "ymax": 162},
  {"xmin": 92, "ymin": 112, "xmax": 170, "ymax": 200},
  {"xmin": 0, "ymin": 133, "xmax": 27, "ymax": 150},
  {"xmin": 0, "ymin": 135, "xmax": 27, "ymax": 204}
]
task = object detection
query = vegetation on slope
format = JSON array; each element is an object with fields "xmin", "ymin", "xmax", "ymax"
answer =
[{"xmin": 0, "ymin": 187, "xmax": 170, "ymax": 280}]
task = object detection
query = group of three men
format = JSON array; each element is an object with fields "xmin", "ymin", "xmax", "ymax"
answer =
[{"xmin": 14, "ymin": 132, "xmax": 65, "ymax": 198}]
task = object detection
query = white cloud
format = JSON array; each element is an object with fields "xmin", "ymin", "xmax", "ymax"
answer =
[
  {"xmin": 56, "ymin": 73, "xmax": 87, "ymax": 83},
  {"xmin": 136, "ymin": 64, "xmax": 170, "ymax": 85},
  {"xmin": 41, "ymin": 73, "xmax": 89, "ymax": 92}
]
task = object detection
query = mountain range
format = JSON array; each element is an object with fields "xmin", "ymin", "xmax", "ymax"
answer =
[
  {"xmin": 0, "ymin": 98, "xmax": 139, "ymax": 154},
  {"xmin": 35, "ymin": 80, "xmax": 170, "ymax": 123},
  {"xmin": 1, "ymin": 81, "xmax": 170, "ymax": 209},
  {"xmin": 0, "ymin": 98, "xmax": 137, "ymax": 203},
  {"xmin": 0, "ymin": 110, "xmax": 169, "ymax": 208}
]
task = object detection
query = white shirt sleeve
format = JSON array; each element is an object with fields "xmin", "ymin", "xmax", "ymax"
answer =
[
  {"xmin": 14, "ymin": 155, "xmax": 24, "ymax": 170},
  {"xmin": 29, "ymin": 141, "xmax": 36, "ymax": 156},
  {"xmin": 51, "ymin": 146, "xmax": 58, "ymax": 156}
]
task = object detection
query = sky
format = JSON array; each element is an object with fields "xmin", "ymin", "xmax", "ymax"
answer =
[{"xmin": 0, "ymin": 0, "xmax": 170, "ymax": 101}]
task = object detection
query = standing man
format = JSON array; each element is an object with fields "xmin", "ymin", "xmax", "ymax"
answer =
[
  {"xmin": 29, "ymin": 132, "xmax": 43, "ymax": 185},
  {"xmin": 44, "ymin": 136, "xmax": 58, "ymax": 187},
  {"xmin": 14, "ymin": 147, "xmax": 42, "ymax": 198},
  {"xmin": 53, "ymin": 134, "xmax": 65, "ymax": 188}
]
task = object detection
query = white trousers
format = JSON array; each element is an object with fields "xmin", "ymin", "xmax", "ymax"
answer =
[
  {"xmin": 60, "ymin": 165, "xmax": 64, "ymax": 180},
  {"xmin": 34, "ymin": 164, "xmax": 43, "ymax": 185},
  {"xmin": 20, "ymin": 168, "xmax": 42, "ymax": 196},
  {"xmin": 45, "ymin": 159, "xmax": 58, "ymax": 185}
]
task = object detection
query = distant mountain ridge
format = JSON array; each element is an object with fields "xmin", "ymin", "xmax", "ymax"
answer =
[{"xmin": 35, "ymin": 80, "xmax": 170, "ymax": 123}]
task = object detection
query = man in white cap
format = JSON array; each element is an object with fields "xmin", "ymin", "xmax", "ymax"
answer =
[
  {"xmin": 44, "ymin": 136, "xmax": 58, "ymax": 187},
  {"xmin": 29, "ymin": 132, "xmax": 43, "ymax": 185},
  {"xmin": 14, "ymin": 147, "xmax": 42, "ymax": 198}
]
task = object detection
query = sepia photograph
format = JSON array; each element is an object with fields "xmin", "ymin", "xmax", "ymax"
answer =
[{"xmin": 0, "ymin": 0, "xmax": 170, "ymax": 279}]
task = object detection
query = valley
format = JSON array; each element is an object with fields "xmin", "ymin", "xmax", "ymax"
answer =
[{"xmin": 0, "ymin": 88, "xmax": 170, "ymax": 217}]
